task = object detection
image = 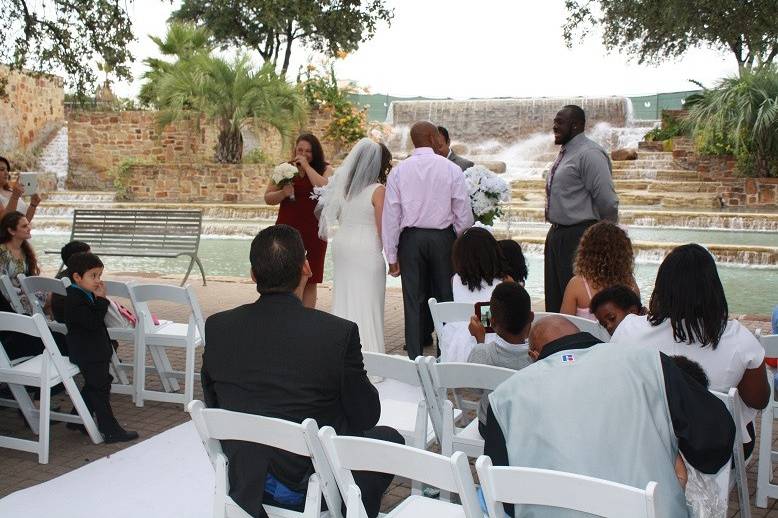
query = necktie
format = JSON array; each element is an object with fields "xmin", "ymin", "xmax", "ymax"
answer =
[{"xmin": 545, "ymin": 147, "xmax": 566, "ymax": 222}]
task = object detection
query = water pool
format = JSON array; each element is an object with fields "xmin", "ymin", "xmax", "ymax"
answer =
[{"xmin": 30, "ymin": 233, "xmax": 777, "ymax": 316}]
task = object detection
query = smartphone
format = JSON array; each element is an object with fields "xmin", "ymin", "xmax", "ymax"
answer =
[
  {"xmin": 18, "ymin": 172, "xmax": 38, "ymax": 195},
  {"xmin": 474, "ymin": 301, "xmax": 494, "ymax": 333}
]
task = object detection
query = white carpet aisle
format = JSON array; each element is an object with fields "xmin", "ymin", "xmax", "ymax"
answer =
[
  {"xmin": 0, "ymin": 422, "xmax": 214, "ymax": 518},
  {"xmin": 0, "ymin": 381, "xmax": 421, "ymax": 518}
]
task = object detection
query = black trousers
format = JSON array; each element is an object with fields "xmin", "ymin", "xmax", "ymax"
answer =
[
  {"xmin": 544, "ymin": 220, "xmax": 596, "ymax": 312},
  {"xmin": 398, "ymin": 227, "xmax": 456, "ymax": 359},
  {"xmin": 263, "ymin": 426, "xmax": 404, "ymax": 518},
  {"xmin": 74, "ymin": 360, "xmax": 120, "ymax": 435}
]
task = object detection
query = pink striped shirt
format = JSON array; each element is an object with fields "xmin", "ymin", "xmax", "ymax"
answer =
[{"xmin": 382, "ymin": 147, "xmax": 474, "ymax": 263}]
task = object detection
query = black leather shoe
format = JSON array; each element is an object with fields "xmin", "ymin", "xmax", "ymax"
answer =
[
  {"xmin": 66, "ymin": 421, "xmax": 88, "ymax": 435},
  {"xmin": 103, "ymin": 428, "xmax": 139, "ymax": 444}
]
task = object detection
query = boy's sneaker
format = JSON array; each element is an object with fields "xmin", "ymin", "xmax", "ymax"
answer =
[{"xmin": 103, "ymin": 428, "xmax": 139, "ymax": 444}]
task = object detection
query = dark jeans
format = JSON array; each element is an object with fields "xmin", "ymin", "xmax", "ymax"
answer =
[
  {"xmin": 398, "ymin": 227, "xmax": 456, "ymax": 360},
  {"xmin": 74, "ymin": 360, "xmax": 120, "ymax": 435},
  {"xmin": 264, "ymin": 426, "xmax": 404, "ymax": 518},
  {"xmin": 544, "ymin": 220, "xmax": 596, "ymax": 312}
]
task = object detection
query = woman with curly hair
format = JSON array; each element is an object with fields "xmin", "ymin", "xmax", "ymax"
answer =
[
  {"xmin": 440, "ymin": 227, "xmax": 512, "ymax": 362},
  {"xmin": 560, "ymin": 221, "xmax": 638, "ymax": 321}
]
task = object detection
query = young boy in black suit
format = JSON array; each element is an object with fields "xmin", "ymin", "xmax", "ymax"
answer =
[{"xmin": 64, "ymin": 252, "xmax": 138, "ymax": 443}]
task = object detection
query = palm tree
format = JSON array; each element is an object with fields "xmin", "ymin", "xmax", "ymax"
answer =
[
  {"xmin": 139, "ymin": 22, "xmax": 213, "ymax": 108},
  {"xmin": 156, "ymin": 54, "xmax": 307, "ymax": 163},
  {"xmin": 685, "ymin": 66, "xmax": 778, "ymax": 177}
]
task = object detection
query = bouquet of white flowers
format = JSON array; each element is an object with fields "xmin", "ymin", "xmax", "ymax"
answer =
[
  {"xmin": 463, "ymin": 165, "xmax": 510, "ymax": 226},
  {"xmin": 271, "ymin": 162, "xmax": 299, "ymax": 201}
]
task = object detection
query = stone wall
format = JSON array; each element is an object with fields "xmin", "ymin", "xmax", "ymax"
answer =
[
  {"xmin": 67, "ymin": 109, "xmax": 339, "ymax": 190},
  {"xmin": 125, "ymin": 163, "xmax": 271, "ymax": 203},
  {"xmin": 0, "ymin": 66, "xmax": 64, "ymax": 153}
]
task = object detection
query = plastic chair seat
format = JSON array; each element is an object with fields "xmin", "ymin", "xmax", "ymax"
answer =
[
  {"xmin": 456, "ymin": 419, "xmax": 482, "ymax": 442},
  {"xmin": 144, "ymin": 322, "xmax": 203, "ymax": 347},
  {"xmin": 384, "ymin": 495, "xmax": 470, "ymax": 517},
  {"xmin": 4, "ymin": 355, "xmax": 79, "ymax": 386},
  {"xmin": 376, "ymin": 399, "xmax": 436, "ymax": 445}
]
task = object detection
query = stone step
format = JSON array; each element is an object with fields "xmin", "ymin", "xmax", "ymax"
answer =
[
  {"xmin": 506, "ymin": 190, "xmax": 723, "ymax": 209},
  {"xmin": 501, "ymin": 207, "xmax": 778, "ymax": 231},
  {"xmin": 45, "ymin": 191, "xmax": 116, "ymax": 203},
  {"xmin": 612, "ymin": 169, "xmax": 701, "ymax": 181},
  {"xmin": 511, "ymin": 179, "xmax": 725, "ymax": 193}
]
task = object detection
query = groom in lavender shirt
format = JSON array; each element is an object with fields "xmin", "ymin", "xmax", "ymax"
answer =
[{"xmin": 382, "ymin": 121, "xmax": 474, "ymax": 359}]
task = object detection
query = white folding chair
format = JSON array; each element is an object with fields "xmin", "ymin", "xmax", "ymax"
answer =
[
  {"xmin": 130, "ymin": 283, "xmax": 205, "ymax": 407},
  {"xmin": 418, "ymin": 357, "xmax": 514, "ymax": 458},
  {"xmin": 427, "ymin": 297, "xmax": 475, "ymax": 360},
  {"xmin": 0, "ymin": 313, "xmax": 103, "ymax": 463},
  {"xmin": 757, "ymin": 333, "xmax": 778, "ymax": 508},
  {"xmin": 711, "ymin": 387, "xmax": 751, "ymax": 518},
  {"xmin": 187, "ymin": 400, "xmax": 340, "ymax": 518},
  {"xmin": 18, "ymin": 274, "xmax": 70, "ymax": 335},
  {"xmin": 475, "ymin": 456, "xmax": 658, "ymax": 518},
  {"xmin": 101, "ymin": 279, "xmax": 149, "ymax": 392},
  {"xmin": 0, "ymin": 274, "xmax": 28, "ymax": 314},
  {"xmin": 319, "ymin": 426, "xmax": 482, "ymax": 518},
  {"xmin": 533, "ymin": 311, "xmax": 611, "ymax": 342}
]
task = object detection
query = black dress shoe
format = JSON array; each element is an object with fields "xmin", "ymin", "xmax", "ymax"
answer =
[
  {"xmin": 103, "ymin": 428, "xmax": 139, "ymax": 443},
  {"xmin": 66, "ymin": 421, "xmax": 89, "ymax": 434}
]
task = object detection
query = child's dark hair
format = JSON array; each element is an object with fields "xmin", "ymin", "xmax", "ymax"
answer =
[
  {"xmin": 498, "ymin": 239, "xmax": 528, "ymax": 284},
  {"xmin": 490, "ymin": 281, "xmax": 532, "ymax": 335},
  {"xmin": 67, "ymin": 252, "xmax": 104, "ymax": 279},
  {"xmin": 589, "ymin": 284, "xmax": 642, "ymax": 313},
  {"xmin": 60, "ymin": 240, "xmax": 91, "ymax": 264},
  {"xmin": 672, "ymin": 355, "xmax": 709, "ymax": 388}
]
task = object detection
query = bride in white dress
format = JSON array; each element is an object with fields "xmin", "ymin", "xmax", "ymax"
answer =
[{"xmin": 318, "ymin": 138, "xmax": 391, "ymax": 354}]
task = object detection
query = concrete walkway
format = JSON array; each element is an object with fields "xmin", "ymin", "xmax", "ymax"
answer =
[{"xmin": 0, "ymin": 273, "xmax": 774, "ymax": 516}]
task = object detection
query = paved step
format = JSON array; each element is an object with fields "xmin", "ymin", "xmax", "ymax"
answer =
[
  {"xmin": 45, "ymin": 191, "xmax": 116, "ymax": 203},
  {"xmin": 511, "ymin": 179, "xmax": 724, "ymax": 193},
  {"xmin": 611, "ymin": 169, "xmax": 701, "ymax": 181}
]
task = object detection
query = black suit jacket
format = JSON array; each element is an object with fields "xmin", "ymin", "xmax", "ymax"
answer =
[
  {"xmin": 448, "ymin": 151, "xmax": 474, "ymax": 172},
  {"xmin": 201, "ymin": 292, "xmax": 381, "ymax": 517},
  {"xmin": 63, "ymin": 286, "xmax": 112, "ymax": 364}
]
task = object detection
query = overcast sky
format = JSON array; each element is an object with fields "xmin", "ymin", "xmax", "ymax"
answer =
[{"xmin": 114, "ymin": 0, "xmax": 739, "ymax": 100}]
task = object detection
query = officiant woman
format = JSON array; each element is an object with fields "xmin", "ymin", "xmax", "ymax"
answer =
[{"xmin": 264, "ymin": 133, "xmax": 334, "ymax": 308}]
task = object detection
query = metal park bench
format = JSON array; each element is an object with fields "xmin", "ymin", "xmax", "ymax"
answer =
[{"xmin": 47, "ymin": 209, "xmax": 207, "ymax": 286}]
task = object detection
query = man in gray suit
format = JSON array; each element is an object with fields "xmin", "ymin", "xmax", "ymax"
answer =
[{"xmin": 437, "ymin": 126, "xmax": 475, "ymax": 171}]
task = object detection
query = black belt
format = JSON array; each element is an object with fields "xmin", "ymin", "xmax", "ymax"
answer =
[{"xmin": 549, "ymin": 220, "xmax": 597, "ymax": 230}]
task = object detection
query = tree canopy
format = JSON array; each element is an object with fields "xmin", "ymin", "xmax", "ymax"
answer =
[
  {"xmin": 563, "ymin": 0, "xmax": 778, "ymax": 73},
  {"xmin": 0, "ymin": 0, "xmax": 135, "ymax": 95},
  {"xmin": 171, "ymin": 0, "xmax": 393, "ymax": 76}
]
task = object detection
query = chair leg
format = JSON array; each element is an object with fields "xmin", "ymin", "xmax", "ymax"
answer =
[
  {"xmin": 9, "ymin": 382, "xmax": 39, "ymax": 434},
  {"xmin": 63, "ymin": 376, "xmax": 103, "ymax": 444},
  {"xmin": 183, "ymin": 342, "xmax": 195, "ymax": 407},
  {"xmin": 135, "ymin": 334, "xmax": 146, "ymax": 407},
  {"xmin": 110, "ymin": 350, "xmax": 130, "ymax": 386},
  {"xmin": 37, "ymin": 381, "xmax": 50, "ymax": 464},
  {"xmin": 151, "ymin": 346, "xmax": 180, "ymax": 392},
  {"xmin": 757, "ymin": 400, "xmax": 776, "ymax": 507}
]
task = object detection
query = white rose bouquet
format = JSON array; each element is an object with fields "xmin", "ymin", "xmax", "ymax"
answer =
[
  {"xmin": 271, "ymin": 162, "xmax": 299, "ymax": 201},
  {"xmin": 463, "ymin": 165, "xmax": 510, "ymax": 226}
]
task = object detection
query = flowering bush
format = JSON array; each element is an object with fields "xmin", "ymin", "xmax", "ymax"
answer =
[{"xmin": 463, "ymin": 165, "xmax": 510, "ymax": 226}]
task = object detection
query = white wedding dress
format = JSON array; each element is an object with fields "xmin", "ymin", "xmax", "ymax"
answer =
[{"xmin": 331, "ymin": 183, "xmax": 386, "ymax": 354}]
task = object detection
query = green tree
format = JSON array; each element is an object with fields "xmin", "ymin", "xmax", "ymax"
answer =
[
  {"xmin": 156, "ymin": 54, "xmax": 307, "ymax": 163},
  {"xmin": 0, "ymin": 0, "xmax": 134, "ymax": 95},
  {"xmin": 563, "ymin": 0, "xmax": 778, "ymax": 73},
  {"xmin": 139, "ymin": 22, "xmax": 213, "ymax": 108},
  {"xmin": 172, "ymin": 0, "xmax": 393, "ymax": 76},
  {"xmin": 684, "ymin": 66, "xmax": 778, "ymax": 177}
]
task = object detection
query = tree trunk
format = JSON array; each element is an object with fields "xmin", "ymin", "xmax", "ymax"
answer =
[
  {"xmin": 280, "ymin": 21, "xmax": 294, "ymax": 77},
  {"xmin": 215, "ymin": 126, "xmax": 243, "ymax": 164}
]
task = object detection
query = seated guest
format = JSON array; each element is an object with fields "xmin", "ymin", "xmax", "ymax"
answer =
[
  {"xmin": 0, "ymin": 211, "xmax": 66, "ymax": 359},
  {"xmin": 588, "ymin": 284, "xmax": 643, "ymax": 336},
  {"xmin": 64, "ymin": 252, "xmax": 138, "ymax": 443},
  {"xmin": 485, "ymin": 316, "xmax": 735, "ymax": 517},
  {"xmin": 467, "ymin": 281, "xmax": 534, "ymax": 437},
  {"xmin": 498, "ymin": 239, "xmax": 528, "ymax": 286},
  {"xmin": 201, "ymin": 224, "xmax": 402, "ymax": 518},
  {"xmin": 611, "ymin": 243, "xmax": 770, "ymax": 458},
  {"xmin": 51, "ymin": 240, "xmax": 91, "ymax": 323},
  {"xmin": 560, "ymin": 221, "xmax": 639, "ymax": 321},
  {"xmin": 440, "ymin": 227, "xmax": 512, "ymax": 362}
]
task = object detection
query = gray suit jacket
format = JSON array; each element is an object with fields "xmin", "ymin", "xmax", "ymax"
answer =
[{"xmin": 448, "ymin": 151, "xmax": 474, "ymax": 172}]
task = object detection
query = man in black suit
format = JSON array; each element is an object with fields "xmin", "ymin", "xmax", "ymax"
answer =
[
  {"xmin": 202, "ymin": 224, "xmax": 402, "ymax": 518},
  {"xmin": 436, "ymin": 125, "xmax": 475, "ymax": 172}
]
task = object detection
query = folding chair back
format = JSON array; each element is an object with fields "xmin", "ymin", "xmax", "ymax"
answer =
[
  {"xmin": 475, "ymin": 456, "xmax": 657, "ymax": 518},
  {"xmin": 0, "ymin": 313, "xmax": 102, "ymax": 463},
  {"xmin": 427, "ymin": 298, "xmax": 474, "ymax": 353},
  {"xmin": 0, "ymin": 274, "xmax": 27, "ymax": 314},
  {"xmin": 18, "ymin": 275, "xmax": 70, "ymax": 334},
  {"xmin": 187, "ymin": 400, "xmax": 340, "ymax": 518},
  {"xmin": 757, "ymin": 333, "xmax": 778, "ymax": 508},
  {"xmin": 533, "ymin": 311, "xmax": 611, "ymax": 342},
  {"xmin": 711, "ymin": 387, "xmax": 751, "ymax": 518},
  {"xmin": 319, "ymin": 426, "xmax": 482, "ymax": 518},
  {"xmin": 129, "ymin": 283, "xmax": 205, "ymax": 407}
]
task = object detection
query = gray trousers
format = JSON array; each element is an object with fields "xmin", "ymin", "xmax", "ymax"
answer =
[
  {"xmin": 398, "ymin": 227, "xmax": 456, "ymax": 359},
  {"xmin": 543, "ymin": 220, "xmax": 596, "ymax": 312}
]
